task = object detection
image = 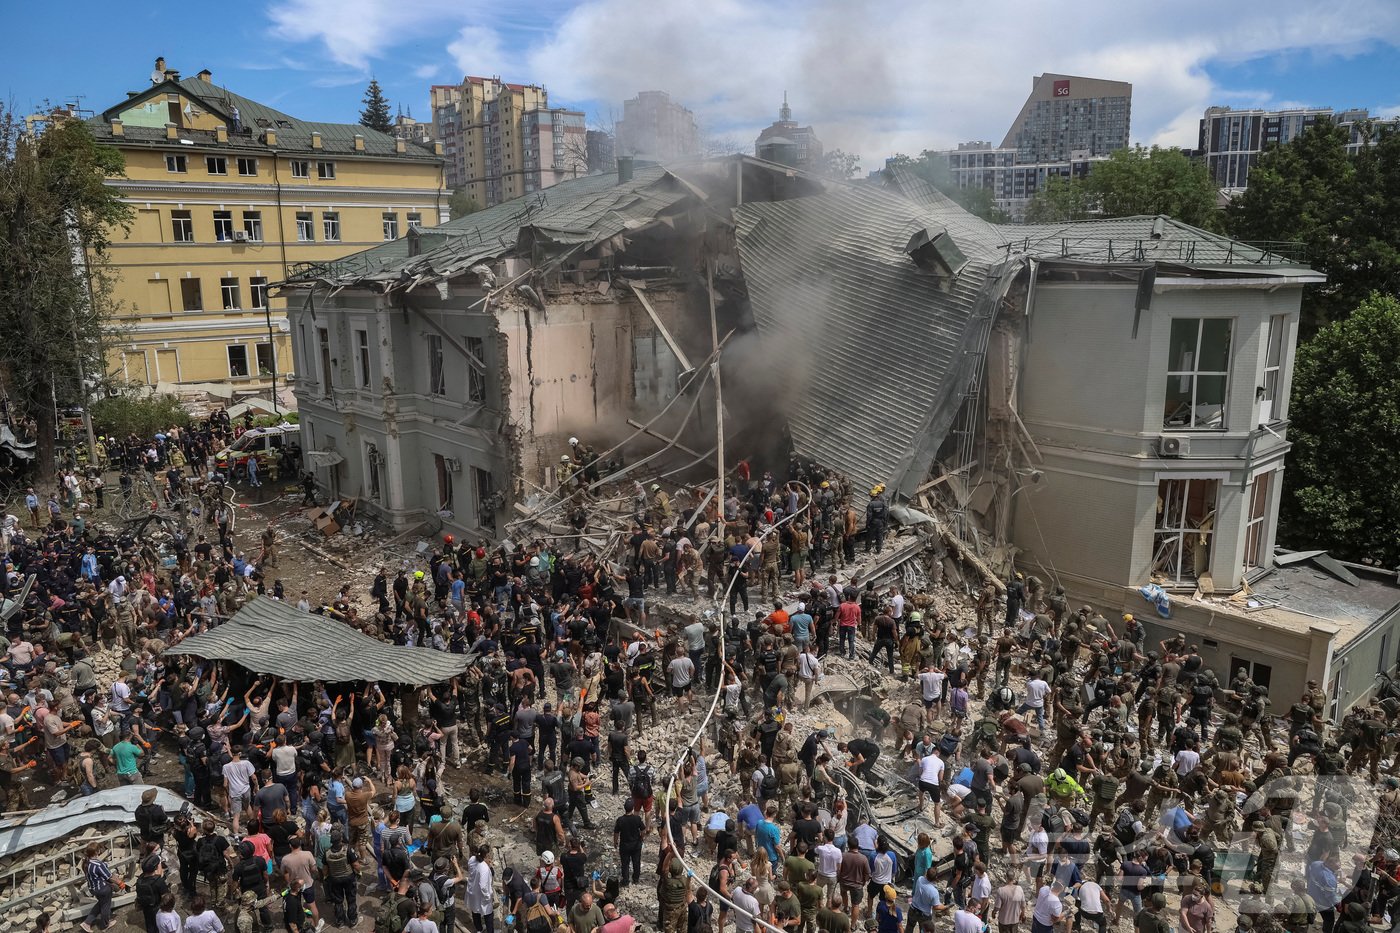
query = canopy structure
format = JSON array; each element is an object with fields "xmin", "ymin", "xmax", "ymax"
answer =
[
  {"xmin": 226, "ymin": 397, "xmax": 285, "ymax": 418},
  {"xmin": 304, "ymin": 449, "xmax": 345, "ymax": 469},
  {"xmin": 165, "ymin": 596, "xmax": 468, "ymax": 685}
]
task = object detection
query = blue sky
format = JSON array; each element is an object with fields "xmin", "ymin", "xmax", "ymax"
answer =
[{"xmin": 7, "ymin": 0, "xmax": 1400, "ymax": 171}]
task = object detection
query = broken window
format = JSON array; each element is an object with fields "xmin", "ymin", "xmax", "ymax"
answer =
[
  {"xmin": 317, "ymin": 326, "xmax": 332, "ymax": 398},
  {"xmin": 473, "ymin": 466, "xmax": 495, "ymax": 531},
  {"xmin": 1243, "ymin": 471, "xmax": 1273, "ymax": 572},
  {"xmin": 1152, "ymin": 477, "xmax": 1217, "ymax": 586},
  {"xmin": 355, "ymin": 329, "xmax": 371, "ymax": 389},
  {"xmin": 466, "ymin": 335, "xmax": 486, "ymax": 403},
  {"xmin": 366, "ymin": 444, "xmax": 382, "ymax": 500},
  {"xmin": 434, "ymin": 454, "xmax": 454, "ymax": 510},
  {"xmin": 1260, "ymin": 314, "xmax": 1286, "ymax": 423},
  {"xmin": 427, "ymin": 334, "xmax": 446, "ymax": 396},
  {"xmin": 1164, "ymin": 318, "xmax": 1231, "ymax": 429}
]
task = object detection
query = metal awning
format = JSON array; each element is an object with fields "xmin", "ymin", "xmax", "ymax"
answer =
[{"xmin": 304, "ymin": 449, "xmax": 345, "ymax": 469}]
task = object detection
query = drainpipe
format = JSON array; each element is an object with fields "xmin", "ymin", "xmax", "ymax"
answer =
[{"xmin": 269, "ymin": 150, "xmax": 288, "ymax": 415}]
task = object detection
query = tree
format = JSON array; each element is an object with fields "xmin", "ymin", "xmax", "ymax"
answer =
[
  {"xmin": 0, "ymin": 106, "xmax": 130, "ymax": 481},
  {"xmin": 359, "ymin": 79, "xmax": 393, "ymax": 134},
  {"xmin": 1279, "ymin": 293, "xmax": 1400, "ymax": 565},
  {"xmin": 1227, "ymin": 119, "xmax": 1400, "ymax": 336},
  {"xmin": 818, "ymin": 149, "xmax": 861, "ymax": 180},
  {"xmin": 1081, "ymin": 146, "xmax": 1221, "ymax": 229},
  {"xmin": 90, "ymin": 390, "xmax": 191, "ymax": 439},
  {"xmin": 449, "ymin": 189, "xmax": 483, "ymax": 220},
  {"xmin": 1023, "ymin": 176, "xmax": 1090, "ymax": 223}
]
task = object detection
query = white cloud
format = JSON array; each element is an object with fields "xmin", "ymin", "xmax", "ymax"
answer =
[{"xmin": 266, "ymin": 0, "xmax": 1400, "ymax": 159}]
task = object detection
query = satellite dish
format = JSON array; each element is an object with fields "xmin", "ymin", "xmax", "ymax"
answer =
[{"xmin": 151, "ymin": 70, "xmax": 164, "ymax": 85}]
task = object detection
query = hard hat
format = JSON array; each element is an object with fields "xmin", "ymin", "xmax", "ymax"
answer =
[
  {"xmin": 869, "ymin": 486, "xmax": 881, "ymax": 496},
  {"xmin": 444, "ymin": 535, "xmax": 454, "ymax": 545},
  {"xmin": 561, "ymin": 455, "xmax": 571, "ymax": 463},
  {"xmin": 529, "ymin": 556, "xmax": 540, "ymax": 567},
  {"xmin": 651, "ymin": 484, "xmax": 660, "ymax": 491},
  {"xmin": 541, "ymin": 851, "xmax": 555, "ymax": 865},
  {"xmin": 909, "ymin": 611, "xmax": 922, "ymax": 622},
  {"xmin": 820, "ymin": 481, "xmax": 830, "ymax": 488},
  {"xmin": 1122, "ymin": 613, "xmax": 1134, "ymax": 622},
  {"xmin": 414, "ymin": 570, "xmax": 425, "ymax": 580},
  {"xmin": 568, "ymin": 437, "xmax": 579, "ymax": 446}
]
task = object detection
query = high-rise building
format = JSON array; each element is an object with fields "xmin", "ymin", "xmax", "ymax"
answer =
[
  {"xmin": 431, "ymin": 76, "xmax": 586, "ymax": 206},
  {"xmin": 754, "ymin": 94, "xmax": 823, "ymax": 171},
  {"xmin": 586, "ymin": 130, "xmax": 615, "ymax": 174},
  {"xmin": 87, "ymin": 58, "xmax": 445, "ymax": 393},
  {"xmin": 1198, "ymin": 105, "xmax": 1400, "ymax": 190},
  {"xmin": 932, "ymin": 73, "xmax": 1132, "ymax": 221},
  {"xmin": 614, "ymin": 91, "xmax": 699, "ymax": 162}
]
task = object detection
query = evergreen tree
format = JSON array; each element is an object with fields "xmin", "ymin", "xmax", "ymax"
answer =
[{"xmin": 359, "ymin": 79, "xmax": 393, "ymax": 134}]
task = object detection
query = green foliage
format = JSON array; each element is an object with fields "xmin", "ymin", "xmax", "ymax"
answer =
[
  {"xmin": 91, "ymin": 390, "xmax": 191, "ymax": 439},
  {"xmin": 818, "ymin": 149, "xmax": 861, "ymax": 180},
  {"xmin": 449, "ymin": 188, "xmax": 483, "ymax": 220},
  {"xmin": 1279, "ymin": 293, "xmax": 1400, "ymax": 565},
  {"xmin": 1227, "ymin": 119, "xmax": 1400, "ymax": 336},
  {"xmin": 1023, "ymin": 146, "xmax": 1220, "ymax": 229},
  {"xmin": 0, "ymin": 107, "xmax": 131, "ymax": 479},
  {"xmin": 885, "ymin": 151, "xmax": 1008, "ymax": 222},
  {"xmin": 359, "ymin": 79, "xmax": 393, "ymax": 134}
]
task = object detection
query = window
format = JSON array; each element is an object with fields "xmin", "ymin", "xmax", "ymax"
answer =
[
  {"xmin": 220, "ymin": 277, "xmax": 240, "ymax": 310},
  {"xmin": 213, "ymin": 210, "xmax": 234, "ymax": 242},
  {"xmin": 1243, "ymin": 471, "xmax": 1273, "ymax": 571},
  {"xmin": 407, "ymin": 212, "xmax": 423, "ymax": 231},
  {"xmin": 171, "ymin": 210, "xmax": 194, "ymax": 242},
  {"xmin": 473, "ymin": 466, "xmax": 496, "ymax": 531},
  {"xmin": 1260, "ymin": 314, "xmax": 1286, "ymax": 422},
  {"xmin": 1164, "ymin": 318, "xmax": 1231, "ymax": 429},
  {"xmin": 236, "ymin": 157, "xmax": 258, "ymax": 176},
  {"xmin": 166, "ymin": 154, "xmax": 187, "ymax": 174},
  {"xmin": 256, "ymin": 343, "xmax": 275, "ymax": 376},
  {"xmin": 227, "ymin": 345, "xmax": 250, "ymax": 378},
  {"xmin": 180, "ymin": 278, "xmax": 202, "ymax": 312},
  {"xmin": 466, "ymin": 335, "xmax": 487, "ymax": 402},
  {"xmin": 1229, "ymin": 656, "xmax": 1272, "ymax": 691},
  {"xmin": 317, "ymin": 327, "xmax": 332, "ymax": 397},
  {"xmin": 366, "ymin": 445, "xmax": 382, "ymax": 500},
  {"xmin": 249, "ymin": 276, "xmax": 268, "ymax": 311},
  {"xmin": 1152, "ymin": 478, "xmax": 1218, "ymax": 586},
  {"xmin": 427, "ymin": 334, "xmax": 445, "ymax": 395},
  {"xmin": 296, "ymin": 212, "xmax": 314, "ymax": 242},
  {"xmin": 355, "ymin": 329, "xmax": 371, "ymax": 389},
  {"xmin": 206, "ymin": 156, "xmax": 227, "ymax": 175},
  {"xmin": 316, "ymin": 160, "xmax": 336, "ymax": 179},
  {"xmin": 242, "ymin": 210, "xmax": 263, "ymax": 242},
  {"xmin": 382, "ymin": 212, "xmax": 399, "ymax": 240},
  {"xmin": 434, "ymin": 454, "xmax": 454, "ymax": 510},
  {"xmin": 322, "ymin": 211, "xmax": 340, "ymax": 242},
  {"xmin": 290, "ymin": 159, "xmax": 310, "ymax": 178}
]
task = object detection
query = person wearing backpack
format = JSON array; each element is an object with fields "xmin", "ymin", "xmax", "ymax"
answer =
[
  {"xmin": 627, "ymin": 752, "xmax": 656, "ymax": 829},
  {"xmin": 134, "ymin": 788, "xmax": 169, "ymax": 845},
  {"xmin": 522, "ymin": 877, "xmax": 557, "ymax": 933},
  {"xmin": 430, "ymin": 857, "xmax": 465, "ymax": 933},
  {"xmin": 323, "ymin": 832, "xmax": 362, "ymax": 927},
  {"xmin": 133, "ymin": 855, "xmax": 168, "ymax": 933},
  {"xmin": 195, "ymin": 821, "xmax": 231, "ymax": 903}
]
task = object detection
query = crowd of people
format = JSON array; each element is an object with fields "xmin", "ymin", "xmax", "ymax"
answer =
[{"xmin": 2, "ymin": 444, "xmax": 1399, "ymax": 933}]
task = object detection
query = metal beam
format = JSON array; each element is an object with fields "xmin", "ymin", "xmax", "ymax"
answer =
[
  {"xmin": 629, "ymin": 283, "xmax": 693, "ymax": 372},
  {"xmin": 405, "ymin": 303, "xmax": 487, "ymax": 371},
  {"xmin": 624, "ymin": 418, "xmax": 705, "ymax": 459}
]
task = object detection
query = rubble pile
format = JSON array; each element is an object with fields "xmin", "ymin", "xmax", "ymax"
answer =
[{"xmin": 0, "ymin": 826, "xmax": 141, "ymax": 932}]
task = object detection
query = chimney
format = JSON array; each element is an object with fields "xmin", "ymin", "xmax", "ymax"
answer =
[
  {"xmin": 311, "ymin": 131, "xmax": 322, "ymax": 149},
  {"xmin": 433, "ymin": 141, "xmax": 444, "ymax": 156},
  {"xmin": 353, "ymin": 134, "xmax": 365, "ymax": 151},
  {"xmin": 617, "ymin": 155, "xmax": 634, "ymax": 184},
  {"xmin": 263, "ymin": 128, "xmax": 277, "ymax": 145},
  {"xmin": 110, "ymin": 119, "xmax": 124, "ymax": 137},
  {"xmin": 165, "ymin": 122, "xmax": 178, "ymax": 140},
  {"xmin": 395, "ymin": 138, "xmax": 406, "ymax": 153},
  {"xmin": 197, "ymin": 69, "xmax": 212, "ymax": 82},
  {"xmin": 216, "ymin": 125, "xmax": 228, "ymax": 143}
]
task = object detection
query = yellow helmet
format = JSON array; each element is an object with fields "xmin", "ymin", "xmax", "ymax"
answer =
[{"xmin": 1122, "ymin": 613, "xmax": 1134, "ymax": 622}]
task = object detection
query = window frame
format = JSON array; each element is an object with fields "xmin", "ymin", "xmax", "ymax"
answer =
[
  {"xmin": 406, "ymin": 211, "xmax": 423, "ymax": 231},
  {"xmin": 206, "ymin": 156, "xmax": 228, "ymax": 176},
  {"xmin": 180, "ymin": 278, "xmax": 202, "ymax": 312},
  {"xmin": 316, "ymin": 160, "xmax": 337, "ymax": 179},
  {"xmin": 427, "ymin": 334, "xmax": 446, "ymax": 396},
  {"xmin": 249, "ymin": 276, "xmax": 269, "ymax": 311},
  {"xmin": 1260, "ymin": 314, "xmax": 1286, "ymax": 423},
  {"xmin": 354, "ymin": 329, "xmax": 371, "ymax": 389},
  {"xmin": 1152, "ymin": 477, "xmax": 1219, "ymax": 586},
  {"xmin": 466, "ymin": 335, "xmax": 487, "ymax": 403},
  {"xmin": 212, "ymin": 210, "xmax": 235, "ymax": 242},
  {"xmin": 1164, "ymin": 317, "xmax": 1232, "ymax": 431},
  {"xmin": 1243, "ymin": 471, "xmax": 1273, "ymax": 572},
  {"xmin": 322, "ymin": 211, "xmax": 341, "ymax": 242},
  {"xmin": 317, "ymin": 327, "xmax": 332, "ymax": 398},
  {"xmin": 220, "ymin": 277, "xmax": 241, "ymax": 311},
  {"xmin": 434, "ymin": 454, "xmax": 454, "ymax": 511},
  {"xmin": 242, "ymin": 210, "xmax": 263, "ymax": 242},
  {"xmin": 255, "ymin": 343, "xmax": 275, "ymax": 377},
  {"xmin": 170, "ymin": 209, "xmax": 194, "ymax": 243},
  {"xmin": 382, "ymin": 212, "xmax": 399, "ymax": 241},
  {"xmin": 165, "ymin": 154, "xmax": 187, "ymax": 174},
  {"xmin": 295, "ymin": 212, "xmax": 315, "ymax": 242},
  {"xmin": 290, "ymin": 159, "xmax": 310, "ymax": 179},
  {"xmin": 227, "ymin": 344, "xmax": 250, "ymax": 378},
  {"xmin": 236, "ymin": 156, "xmax": 259, "ymax": 177}
]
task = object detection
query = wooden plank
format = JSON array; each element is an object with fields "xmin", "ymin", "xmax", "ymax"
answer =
[
  {"xmin": 913, "ymin": 461, "xmax": 978, "ymax": 496},
  {"xmin": 629, "ymin": 283, "xmax": 694, "ymax": 372}
]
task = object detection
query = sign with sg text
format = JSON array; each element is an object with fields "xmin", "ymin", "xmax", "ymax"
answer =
[{"xmin": 1053, "ymin": 80, "xmax": 1071, "ymax": 97}]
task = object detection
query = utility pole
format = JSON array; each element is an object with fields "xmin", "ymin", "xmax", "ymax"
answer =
[{"xmin": 708, "ymin": 257, "xmax": 724, "ymax": 619}]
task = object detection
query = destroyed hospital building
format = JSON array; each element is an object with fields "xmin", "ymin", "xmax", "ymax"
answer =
[{"xmin": 281, "ymin": 156, "xmax": 1399, "ymax": 716}]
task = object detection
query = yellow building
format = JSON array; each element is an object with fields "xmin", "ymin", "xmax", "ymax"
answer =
[{"xmin": 91, "ymin": 61, "xmax": 446, "ymax": 395}]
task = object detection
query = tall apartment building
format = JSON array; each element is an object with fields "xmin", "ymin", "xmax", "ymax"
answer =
[
  {"xmin": 754, "ymin": 95, "xmax": 823, "ymax": 171},
  {"xmin": 431, "ymin": 77, "xmax": 586, "ymax": 207},
  {"xmin": 614, "ymin": 91, "xmax": 699, "ymax": 162},
  {"xmin": 89, "ymin": 59, "xmax": 445, "ymax": 393},
  {"xmin": 933, "ymin": 73, "xmax": 1131, "ymax": 220},
  {"xmin": 1198, "ymin": 105, "xmax": 1400, "ymax": 190},
  {"xmin": 586, "ymin": 130, "xmax": 616, "ymax": 174}
]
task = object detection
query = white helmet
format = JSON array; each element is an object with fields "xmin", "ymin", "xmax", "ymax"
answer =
[{"xmin": 568, "ymin": 436, "xmax": 579, "ymax": 446}]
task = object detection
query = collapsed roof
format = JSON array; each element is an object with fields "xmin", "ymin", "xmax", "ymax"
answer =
[
  {"xmin": 282, "ymin": 156, "xmax": 1315, "ymax": 500},
  {"xmin": 166, "ymin": 596, "xmax": 470, "ymax": 684}
]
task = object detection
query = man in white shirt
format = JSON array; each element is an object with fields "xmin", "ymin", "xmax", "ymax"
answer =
[
  {"xmin": 110, "ymin": 678, "xmax": 132, "ymax": 714},
  {"xmin": 1075, "ymin": 879, "xmax": 1105, "ymax": 933},
  {"xmin": 1031, "ymin": 881, "xmax": 1064, "ymax": 933},
  {"xmin": 1020, "ymin": 676, "xmax": 1050, "ymax": 731},
  {"xmin": 813, "ymin": 835, "xmax": 843, "ymax": 901},
  {"xmin": 731, "ymin": 877, "xmax": 760, "ymax": 933},
  {"xmin": 918, "ymin": 664, "xmax": 947, "ymax": 723},
  {"xmin": 797, "ymin": 649, "xmax": 822, "ymax": 710},
  {"xmin": 221, "ymin": 747, "xmax": 258, "ymax": 835},
  {"xmin": 888, "ymin": 586, "xmax": 905, "ymax": 621},
  {"xmin": 1173, "ymin": 746, "xmax": 1201, "ymax": 777},
  {"xmin": 917, "ymin": 749, "xmax": 945, "ymax": 820},
  {"xmin": 953, "ymin": 907, "xmax": 983, "ymax": 933},
  {"xmin": 667, "ymin": 654, "xmax": 695, "ymax": 712}
]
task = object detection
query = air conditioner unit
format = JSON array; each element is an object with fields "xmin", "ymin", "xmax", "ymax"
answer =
[
  {"xmin": 1158, "ymin": 435, "xmax": 1190, "ymax": 458},
  {"xmin": 232, "ymin": 230, "xmax": 248, "ymax": 242}
]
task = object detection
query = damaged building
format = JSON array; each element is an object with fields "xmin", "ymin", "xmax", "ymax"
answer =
[{"xmin": 281, "ymin": 155, "xmax": 1399, "ymax": 714}]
